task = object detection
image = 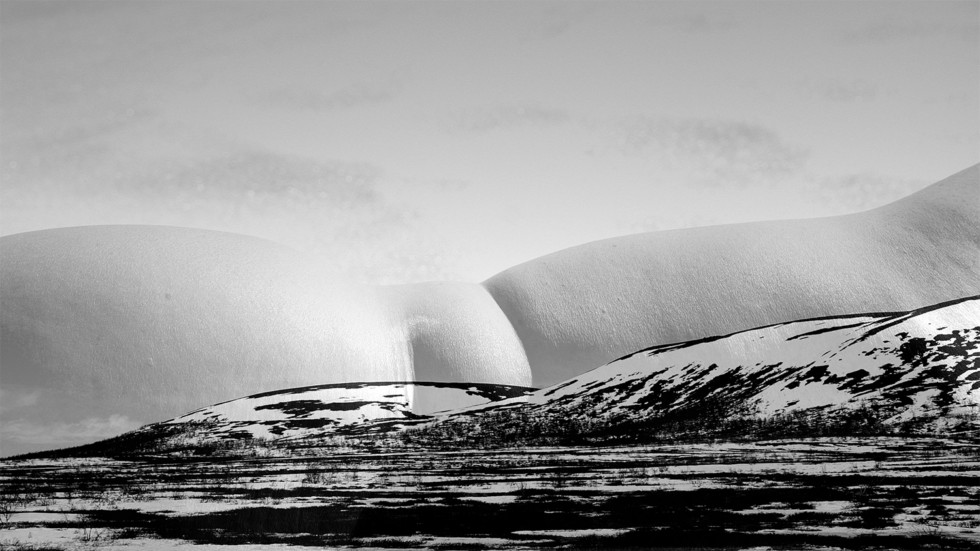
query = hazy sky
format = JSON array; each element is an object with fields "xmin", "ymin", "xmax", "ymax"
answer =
[{"xmin": 1, "ymin": 0, "xmax": 978, "ymax": 285}]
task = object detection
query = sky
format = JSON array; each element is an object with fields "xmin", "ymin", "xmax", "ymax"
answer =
[{"xmin": 1, "ymin": 0, "xmax": 977, "ymax": 286}]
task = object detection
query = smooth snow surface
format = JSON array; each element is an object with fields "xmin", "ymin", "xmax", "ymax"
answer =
[{"xmin": 485, "ymin": 164, "xmax": 979, "ymax": 386}]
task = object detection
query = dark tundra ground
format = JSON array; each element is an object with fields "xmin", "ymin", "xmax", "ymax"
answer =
[{"xmin": 1, "ymin": 437, "xmax": 978, "ymax": 550}]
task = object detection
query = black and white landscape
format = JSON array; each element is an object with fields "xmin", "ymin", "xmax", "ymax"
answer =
[{"xmin": 2, "ymin": 2, "xmax": 979, "ymax": 550}]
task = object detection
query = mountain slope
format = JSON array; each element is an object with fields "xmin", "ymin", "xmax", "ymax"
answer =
[
  {"xmin": 445, "ymin": 295, "xmax": 980, "ymax": 437},
  {"xmin": 159, "ymin": 381, "xmax": 536, "ymax": 441},
  {"xmin": 14, "ymin": 382, "xmax": 533, "ymax": 457}
]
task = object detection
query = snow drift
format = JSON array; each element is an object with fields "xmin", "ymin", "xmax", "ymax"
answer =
[{"xmin": 485, "ymin": 164, "xmax": 979, "ymax": 386}]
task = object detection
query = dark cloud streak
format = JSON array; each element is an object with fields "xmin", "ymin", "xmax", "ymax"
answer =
[
  {"xmin": 840, "ymin": 17, "xmax": 978, "ymax": 43},
  {"xmin": 132, "ymin": 151, "xmax": 383, "ymax": 210},
  {"xmin": 803, "ymin": 79, "xmax": 879, "ymax": 103},
  {"xmin": 262, "ymin": 81, "xmax": 401, "ymax": 111},
  {"xmin": 615, "ymin": 117, "xmax": 808, "ymax": 186},
  {"xmin": 806, "ymin": 173, "xmax": 928, "ymax": 213},
  {"xmin": 648, "ymin": 11, "xmax": 736, "ymax": 34},
  {"xmin": 449, "ymin": 104, "xmax": 572, "ymax": 133}
]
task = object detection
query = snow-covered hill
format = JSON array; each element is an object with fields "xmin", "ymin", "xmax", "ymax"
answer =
[
  {"xmin": 151, "ymin": 381, "xmax": 535, "ymax": 442},
  {"xmin": 448, "ymin": 295, "xmax": 980, "ymax": 435}
]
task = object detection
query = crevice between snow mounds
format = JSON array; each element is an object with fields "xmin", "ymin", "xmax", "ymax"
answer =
[{"xmin": 381, "ymin": 281, "xmax": 534, "ymax": 387}]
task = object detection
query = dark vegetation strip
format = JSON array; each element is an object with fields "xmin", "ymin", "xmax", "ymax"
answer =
[
  {"xmin": 66, "ymin": 494, "xmax": 974, "ymax": 550},
  {"xmin": 564, "ymin": 529, "xmax": 975, "ymax": 550}
]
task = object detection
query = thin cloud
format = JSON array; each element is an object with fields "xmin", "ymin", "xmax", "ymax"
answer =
[
  {"xmin": 449, "ymin": 104, "xmax": 571, "ymax": 133},
  {"xmin": 650, "ymin": 12, "xmax": 736, "ymax": 34},
  {"xmin": 516, "ymin": 3, "xmax": 733, "ymax": 41},
  {"xmin": 516, "ymin": 3, "xmax": 599, "ymax": 40},
  {"xmin": 139, "ymin": 151, "xmax": 382, "ymax": 203},
  {"xmin": 0, "ymin": 1, "xmax": 91, "ymax": 22},
  {"xmin": 802, "ymin": 79, "xmax": 879, "ymax": 103},
  {"xmin": 1, "ymin": 106, "xmax": 154, "ymax": 179},
  {"xmin": 614, "ymin": 117, "xmax": 808, "ymax": 185},
  {"xmin": 263, "ymin": 81, "xmax": 400, "ymax": 111},
  {"xmin": 1, "ymin": 414, "xmax": 139, "ymax": 447},
  {"xmin": 0, "ymin": 389, "xmax": 39, "ymax": 413},
  {"xmin": 840, "ymin": 18, "xmax": 978, "ymax": 43},
  {"xmin": 805, "ymin": 173, "xmax": 928, "ymax": 213},
  {"xmin": 1, "ymin": 146, "xmax": 416, "ymax": 283}
]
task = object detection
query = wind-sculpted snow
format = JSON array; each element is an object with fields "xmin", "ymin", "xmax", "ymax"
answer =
[
  {"xmin": 457, "ymin": 296, "xmax": 980, "ymax": 432},
  {"xmin": 155, "ymin": 382, "xmax": 534, "ymax": 441},
  {"xmin": 485, "ymin": 165, "xmax": 979, "ymax": 386},
  {"xmin": 0, "ymin": 230, "xmax": 530, "ymax": 455},
  {"xmin": 1, "ymin": 165, "xmax": 977, "ymax": 455}
]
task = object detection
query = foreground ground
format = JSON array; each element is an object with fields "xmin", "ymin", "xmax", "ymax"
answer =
[{"xmin": 1, "ymin": 437, "xmax": 978, "ymax": 550}]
